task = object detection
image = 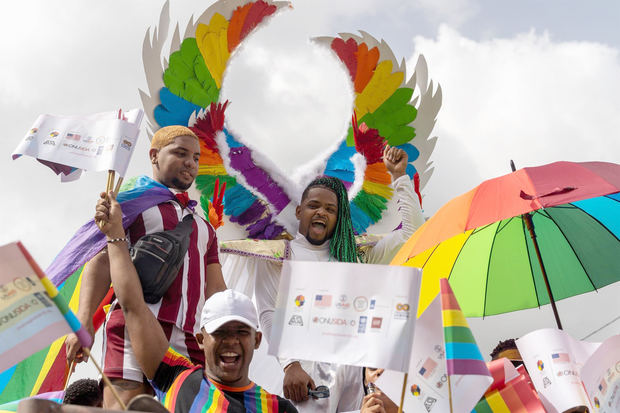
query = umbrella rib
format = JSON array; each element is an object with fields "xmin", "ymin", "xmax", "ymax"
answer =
[
  {"xmin": 521, "ymin": 215, "xmax": 542, "ymax": 309},
  {"xmin": 545, "ymin": 206, "xmax": 598, "ymax": 292},
  {"xmin": 573, "ymin": 199, "xmax": 620, "ymax": 244},
  {"xmin": 482, "ymin": 222, "xmax": 501, "ymax": 319},
  {"xmin": 420, "ymin": 243, "xmax": 441, "ymax": 269},
  {"xmin": 446, "ymin": 230, "xmax": 474, "ymax": 282},
  {"xmin": 604, "ymin": 193, "xmax": 620, "ymax": 203}
]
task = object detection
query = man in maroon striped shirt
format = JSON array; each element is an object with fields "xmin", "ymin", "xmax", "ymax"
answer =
[{"xmin": 65, "ymin": 126, "xmax": 227, "ymax": 409}]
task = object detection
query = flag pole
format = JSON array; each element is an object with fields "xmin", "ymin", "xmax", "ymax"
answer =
[
  {"xmin": 398, "ymin": 373, "xmax": 408, "ymax": 413},
  {"xmin": 447, "ymin": 375, "xmax": 454, "ymax": 413},
  {"xmin": 97, "ymin": 170, "xmax": 116, "ymax": 229},
  {"xmin": 113, "ymin": 176, "xmax": 123, "ymax": 197},
  {"xmin": 83, "ymin": 348, "xmax": 127, "ymax": 410}
]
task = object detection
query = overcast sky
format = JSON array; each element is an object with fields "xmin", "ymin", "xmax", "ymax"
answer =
[{"xmin": 1, "ymin": 0, "xmax": 619, "ymax": 376}]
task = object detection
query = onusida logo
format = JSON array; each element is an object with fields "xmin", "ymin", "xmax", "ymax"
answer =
[{"xmin": 312, "ymin": 316, "xmax": 356, "ymax": 327}]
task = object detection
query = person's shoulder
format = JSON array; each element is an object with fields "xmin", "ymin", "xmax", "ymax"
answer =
[{"xmin": 275, "ymin": 395, "xmax": 298, "ymax": 413}]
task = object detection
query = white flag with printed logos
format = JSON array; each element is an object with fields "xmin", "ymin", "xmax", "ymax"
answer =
[
  {"xmin": 579, "ymin": 334, "xmax": 620, "ymax": 413},
  {"xmin": 269, "ymin": 260, "xmax": 421, "ymax": 372},
  {"xmin": 12, "ymin": 108, "xmax": 143, "ymax": 181},
  {"xmin": 517, "ymin": 328, "xmax": 600, "ymax": 412}
]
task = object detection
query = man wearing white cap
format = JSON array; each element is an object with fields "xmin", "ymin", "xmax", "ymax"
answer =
[{"xmin": 95, "ymin": 191, "xmax": 297, "ymax": 412}]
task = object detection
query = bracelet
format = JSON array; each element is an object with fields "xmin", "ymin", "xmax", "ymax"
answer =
[{"xmin": 106, "ymin": 237, "xmax": 129, "ymax": 244}]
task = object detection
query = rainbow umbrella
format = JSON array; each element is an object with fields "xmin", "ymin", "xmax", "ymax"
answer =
[{"xmin": 392, "ymin": 161, "xmax": 620, "ymax": 328}]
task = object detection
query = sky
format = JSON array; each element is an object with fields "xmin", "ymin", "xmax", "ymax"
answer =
[{"xmin": 1, "ymin": 0, "xmax": 619, "ymax": 386}]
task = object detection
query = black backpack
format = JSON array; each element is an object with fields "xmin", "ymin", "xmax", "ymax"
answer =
[{"xmin": 129, "ymin": 214, "xmax": 194, "ymax": 304}]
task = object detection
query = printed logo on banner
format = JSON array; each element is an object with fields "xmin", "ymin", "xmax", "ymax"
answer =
[
  {"xmin": 557, "ymin": 370, "xmax": 578, "ymax": 377},
  {"xmin": 82, "ymin": 136, "xmax": 94, "ymax": 143},
  {"xmin": 542, "ymin": 376, "xmax": 552, "ymax": 388},
  {"xmin": 314, "ymin": 294, "xmax": 332, "ymax": 308},
  {"xmin": 599, "ymin": 379, "xmax": 608, "ymax": 395},
  {"xmin": 394, "ymin": 303, "xmax": 410, "ymax": 320},
  {"xmin": 424, "ymin": 397, "xmax": 437, "ymax": 412},
  {"xmin": 552, "ymin": 352, "xmax": 570, "ymax": 363},
  {"xmin": 42, "ymin": 139, "xmax": 56, "ymax": 146},
  {"xmin": 294, "ymin": 295, "xmax": 305, "ymax": 307},
  {"xmin": 433, "ymin": 344, "xmax": 445, "ymax": 360},
  {"xmin": 13, "ymin": 278, "xmax": 34, "ymax": 292},
  {"xmin": 288, "ymin": 315, "xmax": 303, "ymax": 326},
  {"xmin": 28, "ymin": 128, "xmax": 38, "ymax": 135},
  {"xmin": 96, "ymin": 136, "xmax": 106, "ymax": 144},
  {"xmin": 594, "ymin": 397, "xmax": 600, "ymax": 408},
  {"xmin": 370, "ymin": 299, "xmax": 376, "ymax": 309},
  {"xmin": 537, "ymin": 360, "xmax": 545, "ymax": 371},
  {"xmin": 353, "ymin": 296, "xmax": 368, "ymax": 312},
  {"xmin": 65, "ymin": 132, "xmax": 81, "ymax": 141},
  {"xmin": 105, "ymin": 144, "xmax": 115, "ymax": 152},
  {"xmin": 418, "ymin": 357, "xmax": 438, "ymax": 379},
  {"xmin": 24, "ymin": 136, "xmax": 35, "ymax": 142},
  {"xmin": 358, "ymin": 316, "xmax": 367, "ymax": 333},
  {"xmin": 336, "ymin": 294, "xmax": 350, "ymax": 310},
  {"xmin": 371, "ymin": 317, "xmax": 382, "ymax": 330},
  {"xmin": 49, "ymin": 130, "xmax": 60, "ymax": 138},
  {"xmin": 0, "ymin": 284, "xmax": 17, "ymax": 300},
  {"xmin": 410, "ymin": 384, "xmax": 421, "ymax": 396},
  {"xmin": 97, "ymin": 146, "xmax": 104, "ymax": 155},
  {"xmin": 312, "ymin": 316, "xmax": 355, "ymax": 327},
  {"xmin": 436, "ymin": 374, "xmax": 447, "ymax": 388},
  {"xmin": 33, "ymin": 292, "xmax": 52, "ymax": 307},
  {"xmin": 121, "ymin": 139, "xmax": 132, "ymax": 150}
]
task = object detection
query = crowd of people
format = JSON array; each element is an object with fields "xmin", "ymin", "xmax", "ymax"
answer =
[{"xmin": 47, "ymin": 125, "xmax": 421, "ymax": 413}]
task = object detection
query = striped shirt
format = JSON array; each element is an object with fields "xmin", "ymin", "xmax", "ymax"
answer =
[
  {"xmin": 128, "ymin": 200, "xmax": 219, "ymax": 334},
  {"xmin": 152, "ymin": 348, "xmax": 297, "ymax": 413}
]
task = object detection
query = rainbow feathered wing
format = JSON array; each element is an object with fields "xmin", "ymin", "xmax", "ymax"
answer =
[{"xmin": 140, "ymin": 0, "xmax": 441, "ymax": 238}]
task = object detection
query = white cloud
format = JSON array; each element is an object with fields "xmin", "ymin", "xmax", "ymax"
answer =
[
  {"xmin": 411, "ymin": 25, "xmax": 620, "ymax": 214},
  {"xmin": 413, "ymin": 0, "xmax": 479, "ymax": 28}
]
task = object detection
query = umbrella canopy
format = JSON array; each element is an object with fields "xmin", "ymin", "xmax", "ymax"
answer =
[{"xmin": 392, "ymin": 161, "xmax": 620, "ymax": 319}]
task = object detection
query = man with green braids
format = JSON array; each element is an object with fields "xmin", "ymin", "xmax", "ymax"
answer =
[{"xmin": 251, "ymin": 144, "xmax": 424, "ymax": 412}]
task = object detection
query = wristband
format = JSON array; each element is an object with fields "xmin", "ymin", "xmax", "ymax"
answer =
[{"xmin": 106, "ymin": 237, "xmax": 129, "ymax": 244}]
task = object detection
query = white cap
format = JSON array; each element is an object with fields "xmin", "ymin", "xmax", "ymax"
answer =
[{"xmin": 200, "ymin": 289, "xmax": 259, "ymax": 334}]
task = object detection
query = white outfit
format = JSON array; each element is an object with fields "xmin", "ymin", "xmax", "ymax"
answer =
[{"xmin": 224, "ymin": 175, "xmax": 424, "ymax": 412}]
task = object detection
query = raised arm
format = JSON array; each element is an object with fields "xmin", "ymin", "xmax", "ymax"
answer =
[
  {"xmin": 65, "ymin": 250, "xmax": 111, "ymax": 364},
  {"xmin": 366, "ymin": 145, "xmax": 424, "ymax": 264},
  {"xmin": 94, "ymin": 191, "xmax": 168, "ymax": 379}
]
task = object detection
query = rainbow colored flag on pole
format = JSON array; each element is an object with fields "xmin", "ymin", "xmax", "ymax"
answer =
[
  {"xmin": 473, "ymin": 358, "xmax": 545, "ymax": 412},
  {"xmin": 0, "ymin": 176, "xmax": 178, "ymax": 404},
  {"xmin": 0, "ymin": 242, "xmax": 93, "ymax": 404},
  {"xmin": 440, "ymin": 278, "xmax": 493, "ymax": 412},
  {"xmin": 376, "ymin": 278, "xmax": 492, "ymax": 412}
]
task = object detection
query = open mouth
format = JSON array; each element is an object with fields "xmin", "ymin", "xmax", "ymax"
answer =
[
  {"xmin": 311, "ymin": 220, "xmax": 326, "ymax": 230},
  {"xmin": 219, "ymin": 352, "xmax": 240, "ymax": 367}
]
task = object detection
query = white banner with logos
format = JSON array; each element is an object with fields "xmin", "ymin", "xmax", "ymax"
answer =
[
  {"xmin": 268, "ymin": 260, "xmax": 421, "ymax": 372},
  {"xmin": 580, "ymin": 334, "xmax": 620, "ymax": 413},
  {"xmin": 517, "ymin": 328, "xmax": 600, "ymax": 412},
  {"xmin": 12, "ymin": 108, "xmax": 143, "ymax": 181}
]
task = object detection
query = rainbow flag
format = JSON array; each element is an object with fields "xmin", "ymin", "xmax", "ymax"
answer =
[
  {"xmin": 473, "ymin": 359, "xmax": 545, "ymax": 413},
  {"xmin": 440, "ymin": 278, "xmax": 492, "ymax": 412},
  {"xmin": 0, "ymin": 176, "xmax": 171, "ymax": 404},
  {"xmin": 0, "ymin": 243, "xmax": 92, "ymax": 403}
]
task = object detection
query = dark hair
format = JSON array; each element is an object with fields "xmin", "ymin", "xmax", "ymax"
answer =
[
  {"xmin": 490, "ymin": 338, "xmax": 518, "ymax": 360},
  {"xmin": 63, "ymin": 378, "xmax": 102, "ymax": 407},
  {"xmin": 301, "ymin": 176, "xmax": 359, "ymax": 263}
]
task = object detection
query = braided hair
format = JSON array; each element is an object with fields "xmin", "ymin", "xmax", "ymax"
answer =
[{"xmin": 301, "ymin": 176, "xmax": 360, "ymax": 263}]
